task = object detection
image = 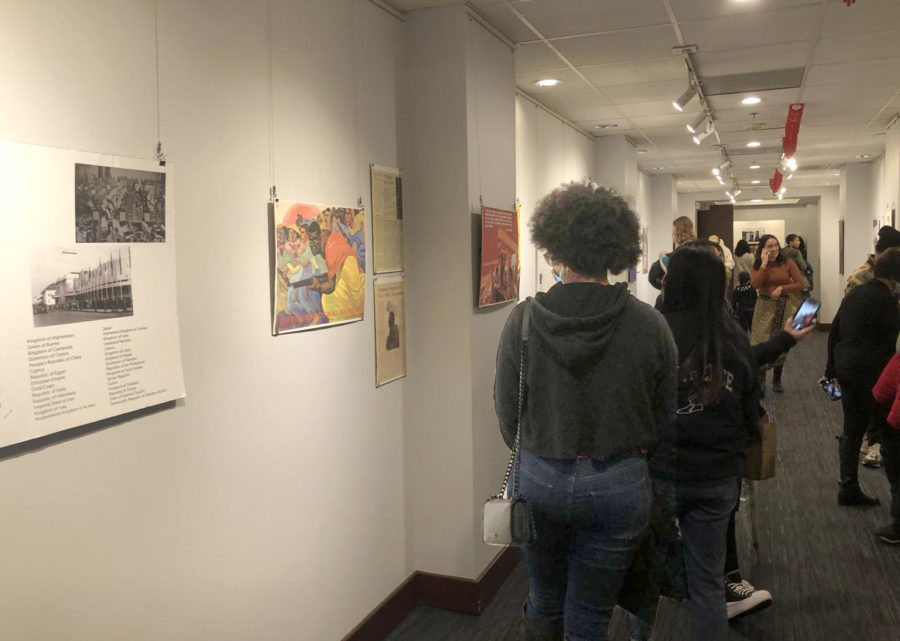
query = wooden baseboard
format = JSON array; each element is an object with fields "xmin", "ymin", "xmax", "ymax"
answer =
[
  {"xmin": 342, "ymin": 547, "xmax": 521, "ymax": 641},
  {"xmin": 816, "ymin": 323, "xmax": 832, "ymax": 331}
]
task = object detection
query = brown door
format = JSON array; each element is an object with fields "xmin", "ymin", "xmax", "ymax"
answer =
[{"xmin": 697, "ymin": 204, "xmax": 734, "ymax": 251}]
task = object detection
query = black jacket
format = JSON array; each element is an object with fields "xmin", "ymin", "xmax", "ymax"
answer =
[
  {"xmin": 826, "ymin": 279, "xmax": 899, "ymax": 384},
  {"xmin": 494, "ymin": 282, "xmax": 677, "ymax": 459},
  {"xmin": 651, "ymin": 313, "xmax": 760, "ymax": 483}
]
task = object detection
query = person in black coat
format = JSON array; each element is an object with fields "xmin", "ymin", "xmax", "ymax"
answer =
[{"xmin": 826, "ymin": 248, "xmax": 900, "ymax": 515}]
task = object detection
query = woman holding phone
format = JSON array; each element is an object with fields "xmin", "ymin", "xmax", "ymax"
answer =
[{"xmin": 749, "ymin": 235, "xmax": 803, "ymax": 393}]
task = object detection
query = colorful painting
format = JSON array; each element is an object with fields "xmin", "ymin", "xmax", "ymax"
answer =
[{"xmin": 272, "ymin": 200, "xmax": 366, "ymax": 334}]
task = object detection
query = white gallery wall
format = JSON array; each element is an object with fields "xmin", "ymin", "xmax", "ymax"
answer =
[
  {"xmin": 400, "ymin": 4, "xmax": 516, "ymax": 581},
  {"xmin": 0, "ymin": 1, "xmax": 409, "ymax": 640},
  {"xmin": 515, "ymin": 96, "xmax": 594, "ymax": 295}
]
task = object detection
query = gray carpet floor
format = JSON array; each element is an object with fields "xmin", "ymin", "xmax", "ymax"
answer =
[{"xmin": 385, "ymin": 333, "xmax": 900, "ymax": 641}]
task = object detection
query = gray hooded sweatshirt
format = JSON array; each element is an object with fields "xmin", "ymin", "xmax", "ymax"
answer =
[{"xmin": 494, "ymin": 282, "xmax": 677, "ymax": 459}]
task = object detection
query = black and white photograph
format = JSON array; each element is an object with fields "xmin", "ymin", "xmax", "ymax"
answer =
[
  {"xmin": 75, "ymin": 163, "xmax": 165, "ymax": 243},
  {"xmin": 741, "ymin": 230, "xmax": 761, "ymax": 242},
  {"xmin": 31, "ymin": 246, "xmax": 134, "ymax": 328}
]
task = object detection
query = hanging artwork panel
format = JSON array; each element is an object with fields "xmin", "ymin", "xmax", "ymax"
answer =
[
  {"xmin": 477, "ymin": 206, "xmax": 519, "ymax": 308},
  {"xmin": 0, "ymin": 140, "xmax": 185, "ymax": 448},
  {"xmin": 271, "ymin": 200, "xmax": 366, "ymax": 334}
]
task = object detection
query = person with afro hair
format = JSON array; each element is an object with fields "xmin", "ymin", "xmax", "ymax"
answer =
[{"xmin": 494, "ymin": 182, "xmax": 677, "ymax": 641}]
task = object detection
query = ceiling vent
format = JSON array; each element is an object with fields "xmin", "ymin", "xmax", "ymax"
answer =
[
  {"xmin": 728, "ymin": 146, "xmax": 783, "ymax": 156},
  {"xmin": 702, "ymin": 68, "xmax": 805, "ymax": 96}
]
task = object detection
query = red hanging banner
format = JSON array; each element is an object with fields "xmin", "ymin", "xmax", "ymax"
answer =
[
  {"xmin": 770, "ymin": 170, "xmax": 783, "ymax": 195},
  {"xmin": 785, "ymin": 103, "xmax": 804, "ymax": 140}
]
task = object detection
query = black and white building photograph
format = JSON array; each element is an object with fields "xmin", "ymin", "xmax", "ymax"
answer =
[
  {"xmin": 75, "ymin": 163, "xmax": 165, "ymax": 243},
  {"xmin": 31, "ymin": 246, "xmax": 134, "ymax": 328}
]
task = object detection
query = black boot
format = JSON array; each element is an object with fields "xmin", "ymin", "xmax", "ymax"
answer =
[
  {"xmin": 772, "ymin": 366, "xmax": 784, "ymax": 393},
  {"xmin": 522, "ymin": 613, "xmax": 564, "ymax": 641},
  {"xmin": 759, "ymin": 369, "xmax": 766, "ymax": 398},
  {"xmin": 838, "ymin": 435, "xmax": 880, "ymax": 506}
]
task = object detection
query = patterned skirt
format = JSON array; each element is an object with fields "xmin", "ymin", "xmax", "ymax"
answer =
[{"xmin": 750, "ymin": 294, "xmax": 799, "ymax": 369}]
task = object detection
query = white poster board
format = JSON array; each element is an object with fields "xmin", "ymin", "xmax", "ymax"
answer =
[
  {"xmin": 732, "ymin": 219, "xmax": 786, "ymax": 247},
  {"xmin": 0, "ymin": 140, "xmax": 185, "ymax": 448}
]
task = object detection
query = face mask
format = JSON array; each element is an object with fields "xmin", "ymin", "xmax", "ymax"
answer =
[{"xmin": 552, "ymin": 266, "xmax": 566, "ymax": 284}]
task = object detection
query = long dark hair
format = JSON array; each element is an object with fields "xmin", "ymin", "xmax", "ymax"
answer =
[
  {"xmin": 753, "ymin": 234, "xmax": 785, "ymax": 270},
  {"xmin": 734, "ymin": 239, "xmax": 752, "ymax": 257},
  {"xmin": 660, "ymin": 240, "xmax": 727, "ymax": 404}
]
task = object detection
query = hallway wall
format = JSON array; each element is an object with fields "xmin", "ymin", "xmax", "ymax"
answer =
[
  {"xmin": 515, "ymin": 96, "xmax": 594, "ymax": 295},
  {"xmin": 0, "ymin": 2, "xmax": 409, "ymax": 640}
]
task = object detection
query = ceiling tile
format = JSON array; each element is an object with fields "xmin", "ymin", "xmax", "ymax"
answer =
[
  {"xmin": 515, "ymin": 42, "xmax": 569, "ymax": 74},
  {"xmin": 679, "ymin": 5, "xmax": 820, "ymax": 54},
  {"xmin": 611, "ymin": 100, "xmax": 692, "ymax": 118},
  {"xmin": 474, "ymin": 2, "xmax": 544, "ymax": 43},
  {"xmin": 553, "ymin": 26, "xmax": 680, "ymax": 67},
  {"xmin": 528, "ymin": 88, "xmax": 611, "ymax": 110},
  {"xmin": 805, "ymin": 59, "xmax": 900, "ymax": 87},
  {"xmin": 603, "ymin": 79, "xmax": 688, "ymax": 105},
  {"xmin": 812, "ymin": 31, "xmax": 900, "ymax": 65},
  {"xmin": 558, "ymin": 105, "xmax": 626, "ymax": 122},
  {"xmin": 821, "ymin": 0, "xmax": 900, "ymax": 38},
  {"xmin": 801, "ymin": 83, "xmax": 896, "ymax": 103},
  {"xmin": 630, "ymin": 113, "xmax": 701, "ymax": 130},
  {"xmin": 669, "ymin": 0, "xmax": 826, "ymax": 23},
  {"xmin": 579, "ymin": 57, "xmax": 686, "ymax": 87},
  {"xmin": 513, "ymin": 0, "xmax": 670, "ymax": 40}
]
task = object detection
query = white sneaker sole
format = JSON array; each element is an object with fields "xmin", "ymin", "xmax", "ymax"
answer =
[{"xmin": 727, "ymin": 590, "xmax": 773, "ymax": 620}]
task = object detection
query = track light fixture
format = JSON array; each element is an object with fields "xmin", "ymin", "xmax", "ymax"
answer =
[
  {"xmin": 673, "ymin": 84, "xmax": 698, "ymax": 112},
  {"xmin": 711, "ymin": 160, "xmax": 731, "ymax": 175},
  {"xmin": 687, "ymin": 113, "xmax": 708, "ymax": 134},
  {"xmin": 692, "ymin": 121, "xmax": 714, "ymax": 145}
]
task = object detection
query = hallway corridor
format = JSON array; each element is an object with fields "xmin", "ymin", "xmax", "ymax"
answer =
[{"xmin": 386, "ymin": 333, "xmax": 900, "ymax": 641}]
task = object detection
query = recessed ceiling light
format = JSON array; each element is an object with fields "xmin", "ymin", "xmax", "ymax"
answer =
[
  {"xmin": 751, "ymin": 180, "xmax": 760, "ymax": 184},
  {"xmin": 749, "ymin": 164, "xmax": 761, "ymax": 169},
  {"xmin": 751, "ymin": 199, "xmax": 763, "ymax": 203},
  {"xmin": 742, "ymin": 96, "xmax": 762, "ymax": 105},
  {"xmin": 534, "ymin": 79, "xmax": 561, "ymax": 88},
  {"xmin": 593, "ymin": 123, "xmax": 618, "ymax": 129},
  {"xmin": 747, "ymin": 141, "xmax": 761, "ymax": 148},
  {"xmin": 833, "ymin": 172, "xmax": 841, "ymax": 176},
  {"xmin": 651, "ymin": 166, "xmax": 666, "ymax": 170},
  {"xmin": 856, "ymin": 153, "xmax": 872, "ymax": 159}
]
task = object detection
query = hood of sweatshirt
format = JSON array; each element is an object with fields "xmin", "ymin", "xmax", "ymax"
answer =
[{"xmin": 530, "ymin": 281, "xmax": 631, "ymax": 367}]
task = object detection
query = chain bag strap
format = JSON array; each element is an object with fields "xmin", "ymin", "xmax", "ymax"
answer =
[
  {"xmin": 495, "ymin": 301, "xmax": 531, "ymax": 499},
  {"xmin": 483, "ymin": 300, "xmax": 536, "ymax": 546}
]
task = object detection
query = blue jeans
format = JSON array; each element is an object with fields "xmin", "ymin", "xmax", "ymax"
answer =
[
  {"xmin": 675, "ymin": 478, "xmax": 741, "ymax": 641},
  {"xmin": 519, "ymin": 451, "xmax": 651, "ymax": 641}
]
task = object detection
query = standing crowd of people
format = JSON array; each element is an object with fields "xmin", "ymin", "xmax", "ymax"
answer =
[{"xmin": 493, "ymin": 182, "xmax": 900, "ymax": 640}]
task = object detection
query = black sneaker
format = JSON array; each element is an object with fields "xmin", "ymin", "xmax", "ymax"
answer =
[
  {"xmin": 876, "ymin": 522, "xmax": 900, "ymax": 545},
  {"xmin": 838, "ymin": 488, "xmax": 881, "ymax": 506},
  {"xmin": 726, "ymin": 579, "xmax": 773, "ymax": 620}
]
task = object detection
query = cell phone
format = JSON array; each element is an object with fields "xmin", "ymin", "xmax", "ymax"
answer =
[
  {"xmin": 792, "ymin": 297, "xmax": 820, "ymax": 330},
  {"xmin": 820, "ymin": 377, "xmax": 842, "ymax": 401}
]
